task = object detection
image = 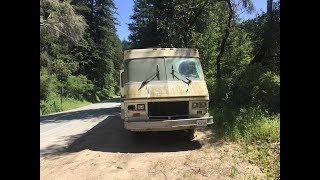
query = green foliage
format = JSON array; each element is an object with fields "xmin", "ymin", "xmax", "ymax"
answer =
[
  {"xmin": 40, "ymin": 96, "xmax": 63, "ymax": 115},
  {"xmin": 40, "ymin": 95, "xmax": 91, "ymax": 115},
  {"xmin": 40, "ymin": 0, "xmax": 280, "ymax": 177},
  {"xmin": 96, "ymin": 88, "xmax": 115, "ymax": 101},
  {"xmin": 40, "ymin": 67, "xmax": 61, "ymax": 101},
  {"xmin": 60, "ymin": 98, "xmax": 91, "ymax": 112},
  {"xmin": 242, "ymin": 1, "xmax": 280, "ymax": 72},
  {"xmin": 41, "ymin": 0, "xmax": 123, "ymax": 114},
  {"xmin": 64, "ymin": 75, "xmax": 94, "ymax": 100},
  {"xmin": 192, "ymin": 3, "xmax": 226, "ymax": 75},
  {"xmin": 40, "ymin": 0, "xmax": 88, "ymax": 74},
  {"xmin": 221, "ymin": 28, "xmax": 253, "ymax": 77},
  {"xmin": 71, "ymin": 0, "xmax": 122, "ymax": 97},
  {"xmin": 121, "ymin": 40, "xmax": 132, "ymax": 50},
  {"xmin": 231, "ymin": 64, "xmax": 280, "ymax": 113},
  {"xmin": 51, "ymin": 59, "xmax": 73, "ymax": 80},
  {"xmin": 239, "ymin": 139, "xmax": 279, "ymax": 179},
  {"xmin": 211, "ymin": 106, "xmax": 279, "ymax": 143},
  {"xmin": 129, "ymin": 0, "xmax": 213, "ymax": 48},
  {"xmin": 40, "ymin": 0, "xmax": 87, "ymax": 44},
  {"xmin": 229, "ymin": 165, "xmax": 237, "ymax": 178},
  {"xmin": 210, "ymin": 96, "xmax": 280, "ymax": 179}
]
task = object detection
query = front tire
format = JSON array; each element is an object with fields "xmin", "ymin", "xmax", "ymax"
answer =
[{"xmin": 186, "ymin": 129, "xmax": 195, "ymax": 141}]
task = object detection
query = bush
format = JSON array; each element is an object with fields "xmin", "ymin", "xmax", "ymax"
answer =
[
  {"xmin": 206, "ymin": 78, "xmax": 216, "ymax": 99},
  {"xmin": 40, "ymin": 95, "xmax": 91, "ymax": 115},
  {"xmin": 233, "ymin": 107, "xmax": 279, "ymax": 142},
  {"xmin": 256, "ymin": 71, "xmax": 280, "ymax": 113},
  {"xmin": 95, "ymin": 88, "xmax": 115, "ymax": 101},
  {"xmin": 40, "ymin": 68, "xmax": 61, "ymax": 101},
  {"xmin": 40, "ymin": 94, "xmax": 63, "ymax": 115},
  {"xmin": 40, "ymin": 71, "xmax": 94, "ymax": 114},
  {"xmin": 210, "ymin": 105, "xmax": 280, "ymax": 179},
  {"xmin": 231, "ymin": 64, "xmax": 280, "ymax": 113},
  {"xmin": 64, "ymin": 75, "xmax": 94, "ymax": 100},
  {"xmin": 211, "ymin": 106, "xmax": 280, "ymax": 143}
]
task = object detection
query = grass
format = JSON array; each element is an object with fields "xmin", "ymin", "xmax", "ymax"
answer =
[
  {"xmin": 210, "ymin": 106, "xmax": 280, "ymax": 179},
  {"xmin": 245, "ymin": 175, "xmax": 258, "ymax": 180},
  {"xmin": 229, "ymin": 165, "xmax": 237, "ymax": 178},
  {"xmin": 40, "ymin": 96, "xmax": 92, "ymax": 115},
  {"xmin": 241, "ymin": 141, "xmax": 280, "ymax": 180},
  {"xmin": 60, "ymin": 98, "xmax": 91, "ymax": 112}
]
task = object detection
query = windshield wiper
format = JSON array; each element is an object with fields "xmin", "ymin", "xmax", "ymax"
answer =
[
  {"xmin": 140, "ymin": 64, "xmax": 160, "ymax": 88},
  {"xmin": 171, "ymin": 65, "xmax": 192, "ymax": 85}
]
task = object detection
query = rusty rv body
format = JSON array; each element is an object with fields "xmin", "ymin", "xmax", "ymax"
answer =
[{"xmin": 119, "ymin": 48, "xmax": 213, "ymax": 139}]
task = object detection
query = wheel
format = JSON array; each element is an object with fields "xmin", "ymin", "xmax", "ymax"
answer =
[{"xmin": 186, "ymin": 129, "xmax": 196, "ymax": 141}]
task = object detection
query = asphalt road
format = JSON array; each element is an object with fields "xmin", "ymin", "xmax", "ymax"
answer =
[{"xmin": 40, "ymin": 98, "xmax": 121, "ymax": 159}]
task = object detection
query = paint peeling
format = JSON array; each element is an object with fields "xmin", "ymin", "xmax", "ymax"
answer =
[{"xmin": 124, "ymin": 81, "xmax": 208, "ymax": 99}]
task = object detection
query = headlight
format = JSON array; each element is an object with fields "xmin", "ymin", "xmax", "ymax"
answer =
[
  {"xmin": 192, "ymin": 101, "xmax": 207, "ymax": 109},
  {"xmin": 137, "ymin": 104, "xmax": 145, "ymax": 110},
  {"xmin": 192, "ymin": 102, "xmax": 198, "ymax": 108},
  {"xmin": 128, "ymin": 105, "xmax": 135, "ymax": 110},
  {"xmin": 199, "ymin": 102, "xmax": 207, "ymax": 108}
]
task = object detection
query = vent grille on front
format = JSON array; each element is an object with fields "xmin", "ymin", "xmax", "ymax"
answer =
[{"xmin": 148, "ymin": 101, "xmax": 189, "ymax": 120}]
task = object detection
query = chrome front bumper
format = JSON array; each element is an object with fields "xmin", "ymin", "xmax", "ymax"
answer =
[{"xmin": 124, "ymin": 116, "xmax": 213, "ymax": 131}]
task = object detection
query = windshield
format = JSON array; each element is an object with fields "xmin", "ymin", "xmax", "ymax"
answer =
[
  {"xmin": 124, "ymin": 57, "xmax": 204, "ymax": 83},
  {"xmin": 165, "ymin": 57, "xmax": 203, "ymax": 80},
  {"xmin": 124, "ymin": 58, "xmax": 166, "ymax": 83}
]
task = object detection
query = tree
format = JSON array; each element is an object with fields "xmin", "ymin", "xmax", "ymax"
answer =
[
  {"xmin": 40, "ymin": 0, "xmax": 87, "ymax": 44},
  {"xmin": 40, "ymin": 0, "xmax": 87, "ymax": 76},
  {"xmin": 71, "ymin": 0, "xmax": 123, "ymax": 98},
  {"xmin": 227, "ymin": 1, "xmax": 280, "ymax": 111},
  {"xmin": 250, "ymin": 0, "xmax": 274, "ymax": 65},
  {"xmin": 128, "ymin": 0, "xmax": 213, "ymax": 48},
  {"xmin": 215, "ymin": 0, "xmax": 254, "ymax": 82},
  {"xmin": 121, "ymin": 40, "xmax": 132, "ymax": 50},
  {"xmin": 40, "ymin": 0, "xmax": 89, "ymax": 107}
]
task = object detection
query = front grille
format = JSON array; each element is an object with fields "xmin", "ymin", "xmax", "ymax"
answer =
[{"xmin": 148, "ymin": 101, "xmax": 189, "ymax": 119}]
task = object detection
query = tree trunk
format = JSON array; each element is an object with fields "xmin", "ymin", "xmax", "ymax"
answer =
[
  {"xmin": 250, "ymin": 0, "xmax": 273, "ymax": 64},
  {"xmin": 183, "ymin": 33, "xmax": 189, "ymax": 48},
  {"xmin": 216, "ymin": 0, "xmax": 233, "ymax": 81}
]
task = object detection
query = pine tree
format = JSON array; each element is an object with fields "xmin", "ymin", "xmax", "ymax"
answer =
[{"xmin": 71, "ymin": 0, "xmax": 122, "ymax": 98}]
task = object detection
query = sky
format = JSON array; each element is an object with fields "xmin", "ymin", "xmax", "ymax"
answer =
[{"xmin": 114, "ymin": 0, "xmax": 270, "ymax": 41}]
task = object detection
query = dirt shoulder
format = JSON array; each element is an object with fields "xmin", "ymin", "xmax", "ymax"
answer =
[{"xmin": 40, "ymin": 116, "xmax": 265, "ymax": 180}]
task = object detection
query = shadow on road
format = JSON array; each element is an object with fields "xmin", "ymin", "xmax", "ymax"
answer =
[
  {"xmin": 58, "ymin": 116, "xmax": 202, "ymax": 154},
  {"xmin": 40, "ymin": 107, "xmax": 120, "ymax": 123}
]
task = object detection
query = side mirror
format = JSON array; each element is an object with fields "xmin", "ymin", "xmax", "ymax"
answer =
[
  {"xmin": 119, "ymin": 70, "xmax": 124, "ymax": 97},
  {"xmin": 120, "ymin": 70, "xmax": 124, "ymax": 88}
]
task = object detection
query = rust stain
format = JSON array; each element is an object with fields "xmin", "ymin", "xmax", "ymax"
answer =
[{"xmin": 125, "ymin": 81, "xmax": 208, "ymax": 99}]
